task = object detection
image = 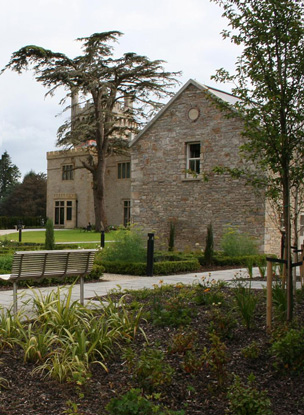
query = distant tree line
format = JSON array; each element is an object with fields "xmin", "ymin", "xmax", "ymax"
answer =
[{"xmin": 0, "ymin": 151, "xmax": 46, "ymax": 220}]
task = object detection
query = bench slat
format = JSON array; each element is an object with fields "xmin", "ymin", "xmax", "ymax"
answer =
[{"xmin": 11, "ymin": 249, "xmax": 96, "ymax": 279}]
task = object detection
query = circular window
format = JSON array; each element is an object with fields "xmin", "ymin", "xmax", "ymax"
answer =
[{"xmin": 188, "ymin": 107, "xmax": 200, "ymax": 122}]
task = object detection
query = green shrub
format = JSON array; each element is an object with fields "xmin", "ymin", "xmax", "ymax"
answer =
[
  {"xmin": 154, "ymin": 251, "xmax": 194, "ymax": 262},
  {"xmin": 241, "ymin": 341, "xmax": 261, "ymax": 360},
  {"xmin": 123, "ymin": 348, "xmax": 174, "ymax": 392},
  {"xmin": 106, "ymin": 388, "xmax": 184, "ymax": 415},
  {"xmin": 149, "ymin": 294, "xmax": 194, "ymax": 327},
  {"xmin": 272, "ymin": 283, "xmax": 287, "ymax": 322},
  {"xmin": 101, "ymin": 227, "xmax": 146, "ymax": 263},
  {"xmin": 88, "ymin": 264, "xmax": 104, "ymax": 280},
  {"xmin": 208, "ymin": 308, "xmax": 237, "ymax": 340},
  {"xmin": 233, "ymin": 284, "xmax": 258, "ymax": 329},
  {"xmin": 168, "ymin": 222, "xmax": 175, "ymax": 252},
  {"xmin": 198, "ymin": 254, "xmax": 267, "ymax": 267},
  {"xmin": 226, "ymin": 374, "xmax": 272, "ymax": 415},
  {"xmin": 154, "ymin": 259, "xmax": 200, "ymax": 275},
  {"xmin": 101, "ymin": 260, "xmax": 147, "ymax": 275},
  {"xmin": 194, "ymin": 281, "xmax": 225, "ymax": 307},
  {"xmin": 101, "ymin": 259, "xmax": 200, "ymax": 276},
  {"xmin": 220, "ymin": 226, "xmax": 258, "ymax": 257},
  {"xmin": 0, "ymin": 255, "xmax": 13, "ymax": 272},
  {"xmin": 45, "ymin": 219, "xmax": 55, "ymax": 250},
  {"xmin": 271, "ymin": 328, "xmax": 304, "ymax": 371}
]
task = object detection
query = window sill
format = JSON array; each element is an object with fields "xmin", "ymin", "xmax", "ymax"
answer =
[{"xmin": 182, "ymin": 177, "xmax": 202, "ymax": 182}]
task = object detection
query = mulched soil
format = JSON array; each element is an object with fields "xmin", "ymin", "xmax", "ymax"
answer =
[{"xmin": 0, "ymin": 272, "xmax": 303, "ymax": 415}]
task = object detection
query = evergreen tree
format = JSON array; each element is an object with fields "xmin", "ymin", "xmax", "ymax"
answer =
[
  {"xmin": 45, "ymin": 219, "xmax": 55, "ymax": 250},
  {"xmin": 204, "ymin": 223, "xmax": 214, "ymax": 266},
  {"xmin": 0, "ymin": 151, "xmax": 20, "ymax": 200},
  {"xmin": 0, "ymin": 171, "xmax": 46, "ymax": 217}
]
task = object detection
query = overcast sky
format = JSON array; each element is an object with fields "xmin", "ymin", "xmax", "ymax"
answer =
[{"xmin": 0, "ymin": 0, "xmax": 240, "ymax": 178}]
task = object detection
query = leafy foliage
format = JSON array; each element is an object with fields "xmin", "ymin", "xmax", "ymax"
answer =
[
  {"xmin": 123, "ymin": 348, "xmax": 174, "ymax": 392},
  {"xmin": 0, "ymin": 171, "xmax": 46, "ymax": 217},
  {"xmin": 101, "ymin": 227, "xmax": 146, "ymax": 263},
  {"xmin": 211, "ymin": 0, "xmax": 304, "ymax": 319},
  {"xmin": 233, "ymin": 283, "xmax": 258, "ymax": 329},
  {"xmin": 106, "ymin": 388, "xmax": 184, "ymax": 415},
  {"xmin": 271, "ymin": 328, "xmax": 304, "ymax": 371},
  {"xmin": 220, "ymin": 226, "xmax": 258, "ymax": 257},
  {"xmin": 226, "ymin": 374, "xmax": 272, "ymax": 415}
]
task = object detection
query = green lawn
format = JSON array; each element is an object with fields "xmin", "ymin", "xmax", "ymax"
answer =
[{"xmin": 0, "ymin": 229, "xmax": 117, "ymax": 244}]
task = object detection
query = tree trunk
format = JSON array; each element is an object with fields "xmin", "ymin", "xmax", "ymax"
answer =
[
  {"xmin": 293, "ymin": 189, "xmax": 299, "ymax": 296},
  {"xmin": 92, "ymin": 155, "xmax": 108, "ymax": 232},
  {"xmin": 282, "ymin": 172, "xmax": 293, "ymax": 321}
]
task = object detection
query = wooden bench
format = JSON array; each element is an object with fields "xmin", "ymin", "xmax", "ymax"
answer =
[{"xmin": 0, "ymin": 249, "xmax": 97, "ymax": 313}]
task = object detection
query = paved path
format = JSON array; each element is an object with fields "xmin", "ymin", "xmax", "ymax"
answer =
[
  {"xmin": 0, "ymin": 229, "xmax": 300, "ymax": 313},
  {"xmin": 1, "ymin": 266, "xmax": 299, "ymax": 313}
]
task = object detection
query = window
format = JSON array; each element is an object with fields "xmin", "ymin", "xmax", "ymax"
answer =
[
  {"xmin": 55, "ymin": 201, "xmax": 65, "ymax": 225},
  {"xmin": 123, "ymin": 200, "xmax": 131, "ymax": 227},
  {"xmin": 62, "ymin": 165, "xmax": 74, "ymax": 180},
  {"xmin": 118, "ymin": 162, "xmax": 130, "ymax": 179},
  {"xmin": 66, "ymin": 201, "xmax": 73, "ymax": 221},
  {"xmin": 54, "ymin": 200, "xmax": 73, "ymax": 225},
  {"xmin": 186, "ymin": 143, "xmax": 201, "ymax": 176}
]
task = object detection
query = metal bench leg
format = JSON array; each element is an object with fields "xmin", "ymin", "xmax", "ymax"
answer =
[
  {"xmin": 80, "ymin": 276, "xmax": 84, "ymax": 305},
  {"xmin": 13, "ymin": 281, "xmax": 17, "ymax": 315}
]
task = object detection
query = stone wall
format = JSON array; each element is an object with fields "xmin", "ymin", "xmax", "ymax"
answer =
[{"xmin": 131, "ymin": 82, "xmax": 274, "ymax": 253}]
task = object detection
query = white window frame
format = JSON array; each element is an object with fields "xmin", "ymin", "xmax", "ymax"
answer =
[{"xmin": 186, "ymin": 142, "xmax": 201, "ymax": 177}]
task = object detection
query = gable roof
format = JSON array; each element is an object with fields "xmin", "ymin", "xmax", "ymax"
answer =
[{"xmin": 130, "ymin": 78, "xmax": 240, "ymax": 147}]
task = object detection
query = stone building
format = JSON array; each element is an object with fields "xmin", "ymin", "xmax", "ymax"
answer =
[
  {"xmin": 46, "ymin": 79, "xmax": 281, "ymax": 254},
  {"xmin": 46, "ymin": 148, "xmax": 131, "ymax": 229},
  {"xmin": 130, "ymin": 79, "xmax": 280, "ymax": 254}
]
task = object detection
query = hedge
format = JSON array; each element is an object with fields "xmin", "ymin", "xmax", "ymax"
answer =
[
  {"xmin": 0, "ymin": 216, "xmax": 45, "ymax": 229},
  {"xmin": 197, "ymin": 254, "xmax": 268, "ymax": 267},
  {"xmin": 101, "ymin": 259, "xmax": 200, "ymax": 276},
  {"xmin": 154, "ymin": 251, "xmax": 194, "ymax": 262}
]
